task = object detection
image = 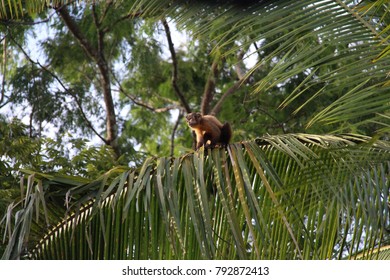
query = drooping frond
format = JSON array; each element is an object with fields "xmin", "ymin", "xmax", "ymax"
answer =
[
  {"xmin": 100, "ymin": 0, "xmax": 390, "ymax": 131},
  {"xmin": 2, "ymin": 135, "xmax": 389, "ymax": 260}
]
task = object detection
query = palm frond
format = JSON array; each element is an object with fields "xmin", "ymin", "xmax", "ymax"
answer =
[
  {"xmin": 128, "ymin": 0, "xmax": 390, "ymax": 130},
  {"xmin": 0, "ymin": 0, "xmax": 73, "ymax": 19},
  {"xmin": 2, "ymin": 135, "xmax": 389, "ymax": 260}
]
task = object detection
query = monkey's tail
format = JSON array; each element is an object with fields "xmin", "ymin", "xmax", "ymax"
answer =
[{"xmin": 220, "ymin": 122, "xmax": 232, "ymax": 145}]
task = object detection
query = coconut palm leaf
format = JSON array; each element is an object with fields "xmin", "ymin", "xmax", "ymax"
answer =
[{"xmin": 2, "ymin": 135, "xmax": 389, "ymax": 260}]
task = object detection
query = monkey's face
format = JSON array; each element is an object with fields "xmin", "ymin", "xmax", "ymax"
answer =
[{"xmin": 186, "ymin": 113, "xmax": 201, "ymax": 127}]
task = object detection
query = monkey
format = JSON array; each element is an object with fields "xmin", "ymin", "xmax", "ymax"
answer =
[{"xmin": 186, "ymin": 112, "xmax": 232, "ymax": 150}]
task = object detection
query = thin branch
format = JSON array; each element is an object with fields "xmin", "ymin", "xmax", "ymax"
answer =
[
  {"xmin": 102, "ymin": 11, "xmax": 144, "ymax": 33},
  {"xmin": 91, "ymin": 3, "xmax": 101, "ymax": 28},
  {"xmin": 92, "ymin": 2, "xmax": 105, "ymax": 61},
  {"xmin": 201, "ymin": 57, "xmax": 219, "ymax": 115},
  {"xmin": 111, "ymin": 70, "xmax": 181, "ymax": 113},
  {"xmin": 56, "ymin": 4, "xmax": 119, "ymax": 156},
  {"xmin": 0, "ymin": 97, "xmax": 11, "ymax": 109},
  {"xmin": 210, "ymin": 49, "xmax": 255, "ymax": 116},
  {"xmin": 256, "ymin": 107, "xmax": 287, "ymax": 134},
  {"xmin": 99, "ymin": 0, "xmax": 114, "ymax": 23},
  {"xmin": 0, "ymin": 11, "xmax": 53, "ymax": 26},
  {"xmin": 253, "ymin": 41, "xmax": 262, "ymax": 59},
  {"xmin": 0, "ymin": 18, "xmax": 50, "ymax": 26},
  {"xmin": 29, "ymin": 104, "xmax": 35, "ymax": 138},
  {"xmin": 8, "ymin": 31, "xmax": 107, "ymax": 144},
  {"xmin": 210, "ymin": 77, "xmax": 248, "ymax": 116},
  {"xmin": 55, "ymin": 5, "xmax": 99, "ymax": 60},
  {"xmin": 121, "ymin": 90, "xmax": 179, "ymax": 113},
  {"xmin": 162, "ymin": 18, "xmax": 191, "ymax": 113},
  {"xmin": 69, "ymin": 92, "xmax": 108, "ymax": 145}
]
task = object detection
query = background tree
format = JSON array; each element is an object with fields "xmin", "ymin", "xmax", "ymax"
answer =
[{"xmin": 0, "ymin": 0, "xmax": 389, "ymax": 259}]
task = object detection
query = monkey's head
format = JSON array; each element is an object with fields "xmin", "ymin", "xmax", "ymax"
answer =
[{"xmin": 186, "ymin": 112, "xmax": 202, "ymax": 127}]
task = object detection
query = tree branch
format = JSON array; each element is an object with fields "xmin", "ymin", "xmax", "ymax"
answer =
[
  {"xmin": 210, "ymin": 49, "xmax": 254, "ymax": 116},
  {"xmin": 111, "ymin": 70, "xmax": 181, "ymax": 113},
  {"xmin": 7, "ymin": 30, "xmax": 107, "ymax": 144},
  {"xmin": 92, "ymin": 2, "xmax": 105, "ymax": 66},
  {"xmin": 103, "ymin": 11, "xmax": 144, "ymax": 33},
  {"xmin": 55, "ymin": 5, "xmax": 99, "ymax": 60},
  {"xmin": 99, "ymin": 0, "xmax": 114, "ymax": 24},
  {"xmin": 210, "ymin": 78, "xmax": 247, "ymax": 116},
  {"xmin": 162, "ymin": 18, "xmax": 191, "ymax": 113},
  {"xmin": 56, "ymin": 4, "xmax": 119, "ymax": 156},
  {"xmin": 201, "ymin": 57, "xmax": 219, "ymax": 115}
]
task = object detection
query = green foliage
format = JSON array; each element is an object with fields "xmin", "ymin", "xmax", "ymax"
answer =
[
  {"xmin": 1, "ymin": 0, "xmax": 390, "ymax": 261},
  {"xmin": 0, "ymin": 118, "xmax": 39, "ymax": 171},
  {"xmin": 2, "ymin": 135, "xmax": 389, "ymax": 260},
  {"xmin": 0, "ymin": 118, "xmax": 123, "ymax": 256},
  {"xmin": 3, "ymin": 0, "xmax": 389, "ymax": 160}
]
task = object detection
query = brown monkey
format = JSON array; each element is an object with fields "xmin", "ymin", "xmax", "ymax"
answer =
[{"xmin": 186, "ymin": 112, "xmax": 232, "ymax": 150}]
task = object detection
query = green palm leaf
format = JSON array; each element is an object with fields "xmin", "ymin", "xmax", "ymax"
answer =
[
  {"xmin": 2, "ymin": 135, "xmax": 389, "ymax": 260},
  {"xmin": 1, "ymin": 0, "xmax": 389, "ymax": 261}
]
